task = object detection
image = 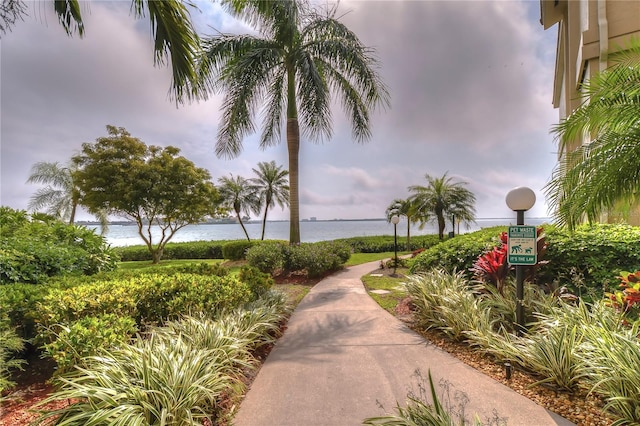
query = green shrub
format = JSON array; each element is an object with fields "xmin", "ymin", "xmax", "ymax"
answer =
[
  {"xmin": 33, "ymin": 273, "xmax": 253, "ymax": 334},
  {"xmin": 282, "ymin": 241, "xmax": 351, "ymax": 278},
  {"xmin": 409, "ymin": 227, "xmax": 506, "ymax": 276},
  {"xmin": 238, "ymin": 265, "xmax": 274, "ymax": 298},
  {"xmin": 0, "ymin": 208, "xmax": 117, "ymax": 284},
  {"xmin": 115, "ymin": 240, "xmax": 227, "ymax": 261},
  {"xmin": 246, "ymin": 242, "xmax": 286, "ymax": 274},
  {"xmin": 222, "ymin": 240, "xmax": 256, "ymax": 261},
  {"xmin": 410, "ymin": 224, "xmax": 640, "ymax": 298},
  {"xmin": 538, "ymin": 224, "xmax": 640, "ymax": 295},
  {"xmin": 41, "ymin": 314, "xmax": 137, "ymax": 375}
]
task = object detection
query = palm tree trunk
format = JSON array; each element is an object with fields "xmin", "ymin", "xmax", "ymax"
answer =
[
  {"xmin": 286, "ymin": 65, "xmax": 301, "ymax": 244},
  {"xmin": 236, "ymin": 208, "xmax": 251, "ymax": 241},
  {"xmin": 261, "ymin": 209, "xmax": 267, "ymax": 240},
  {"xmin": 406, "ymin": 218, "xmax": 411, "ymax": 251},
  {"xmin": 287, "ymin": 118, "xmax": 301, "ymax": 244},
  {"xmin": 69, "ymin": 201, "xmax": 77, "ymax": 225},
  {"xmin": 436, "ymin": 210, "xmax": 446, "ymax": 240}
]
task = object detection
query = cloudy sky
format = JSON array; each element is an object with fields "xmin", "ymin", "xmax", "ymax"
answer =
[{"xmin": 1, "ymin": 0, "xmax": 560, "ymax": 222}]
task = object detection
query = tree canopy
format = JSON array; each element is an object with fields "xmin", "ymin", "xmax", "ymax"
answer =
[{"xmin": 73, "ymin": 125, "xmax": 222, "ymax": 263}]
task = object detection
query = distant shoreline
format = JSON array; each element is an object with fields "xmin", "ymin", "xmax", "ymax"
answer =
[{"xmin": 76, "ymin": 217, "xmax": 553, "ymax": 226}]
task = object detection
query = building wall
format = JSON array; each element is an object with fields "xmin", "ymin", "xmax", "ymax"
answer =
[{"xmin": 540, "ymin": 0, "xmax": 640, "ymax": 225}]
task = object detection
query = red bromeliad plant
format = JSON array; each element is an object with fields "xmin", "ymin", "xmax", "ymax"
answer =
[
  {"xmin": 470, "ymin": 232, "xmax": 510, "ymax": 295},
  {"xmin": 471, "ymin": 229, "xmax": 548, "ymax": 296},
  {"xmin": 606, "ymin": 270, "xmax": 640, "ymax": 319}
]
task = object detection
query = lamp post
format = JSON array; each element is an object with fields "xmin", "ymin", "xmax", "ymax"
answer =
[
  {"xmin": 391, "ymin": 215, "xmax": 400, "ymax": 277},
  {"xmin": 505, "ymin": 187, "xmax": 536, "ymax": 335}
]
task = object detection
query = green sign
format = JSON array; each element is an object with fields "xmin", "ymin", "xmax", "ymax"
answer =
[{"xmin": 507, "ymin": 226, "xmax": 537, "ymax": 265}]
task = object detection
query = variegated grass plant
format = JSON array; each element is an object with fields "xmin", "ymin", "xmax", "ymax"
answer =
[
  {"xmin": 577, "ymin": 305, "xmax": 640, "ymax": 425},
  {"xmin": 34, "ymin": 291, "xmax": 289, "ymax": 426},
  {"xmin": 404, "ymin": 269, "xmax": 481, "ymax": 341}
]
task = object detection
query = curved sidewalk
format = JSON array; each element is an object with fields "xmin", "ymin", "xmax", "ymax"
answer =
[{"xmin": 233, "ymin": 261, "xmax": 574, "ymax": 426}]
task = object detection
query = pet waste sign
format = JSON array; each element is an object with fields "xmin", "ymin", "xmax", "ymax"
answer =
[{"xmin": 507, "ymin": 226, "xmax": 537, "ymax": 265}]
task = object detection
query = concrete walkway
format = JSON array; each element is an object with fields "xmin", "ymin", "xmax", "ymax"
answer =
[{"xmin": 233, "ymin": 262, "xmax": 574, "ymax": 426}]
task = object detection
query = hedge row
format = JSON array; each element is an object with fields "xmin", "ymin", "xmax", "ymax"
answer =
[
  {"xmin": 410, "ymin": 223, "xmax": 640, "ymax": 295},
  {"xmin": 115, "ymin": 234, "xmax": 445, "ymax": 263}
]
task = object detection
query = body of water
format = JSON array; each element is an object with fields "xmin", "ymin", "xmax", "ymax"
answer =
[{"xmin": 89, "ymin": 218, "xmax": 552, "ymax": 247}]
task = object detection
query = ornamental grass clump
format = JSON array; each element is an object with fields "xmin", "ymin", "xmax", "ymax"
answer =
[
  {"xmin": 404, "ymin": 269, "xmax": 481, "ymax": 341},
  {"xmin": 34, "ymin": 293, "xmax": 289, "ymax": 425},
  {"xmin": 578, "ymin": 314, "xmax": 640, "ymax": 424}
]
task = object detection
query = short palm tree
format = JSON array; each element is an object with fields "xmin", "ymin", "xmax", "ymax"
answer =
[
  {"xmin": 545, "ymin": 39, "xmax": 640, "ymax": 229},
  {"xmin": 250, "ymin": 161, "xmax": 289, "ymax": 240},
  {"xmin": 27, "ymin": 161, "xmax": 109, "ymax": 232},
  {"xmin": 409, "ymin": 173, "xmax": 476, "ymax": 240},
  {"xmin": 193, "ymin": 0, "xmax": 389, "ymax": 244},
  {"xmin": 217, "ymin": 174, "xmax": 260, "ymax": 241},
  {"xmin": 386, "ymin": 198, "xmax": 418, "ymax": 250}
]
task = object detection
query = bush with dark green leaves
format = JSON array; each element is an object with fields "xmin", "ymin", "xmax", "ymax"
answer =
[
  {"xmin": 410, "ymin": 224, "xmax": 640, "ymax": 296},
  {"xmin": 115, "ymin": 240, "xmax": 227, "ymax": 261},
  {"xmin": 246, "ymin": 242, "xmax": 287, "ymax": 273},
  {"xmin": 246, "ymin": 240, "xmax": 351, "ymax": 277},
  {"xmin": 409, "ymin": 227, "xmax": 506, "ymax": 276},
  {"xmin": 222, "ymin": 240, "xmax": 256, "ymax": 261},
  {"xmin": 238, "ymin": 265, "xmax": 274, "ymax": 298},
  {"xmin": 41, "ymin": 313, "xmax": 137, "ymax": 375},
  {"xmin": 0, "ymin": 207, "xmax": 118, "ymax": 284}
]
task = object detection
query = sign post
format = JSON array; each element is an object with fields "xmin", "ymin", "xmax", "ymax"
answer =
[{"xmin": 507, "ymin": 225, "xmax": 537, "ymax": 265}]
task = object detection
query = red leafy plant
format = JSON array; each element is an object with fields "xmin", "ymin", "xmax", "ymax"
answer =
[
  {"xmin": 470, "ymin": 228, "xmax": 548, "ymax": 296},
  {"xmin": 606, "ymin": 270, "xmax": 640, "ymax": 319}
]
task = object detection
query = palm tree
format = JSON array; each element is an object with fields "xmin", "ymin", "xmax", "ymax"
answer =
[
  {"xmin": 1, "ymin": 0, "xmax": 200, "ymax": 100},
  {"xmin": 408, "ymin": 172, "xmax": 476, "ymax": 240},
  {"xmin": 27, "ymin": 161, "xmax": 109, "ymax": 233},
  {"xmin": 385, "ymin": 198, "xmax": 418, "ymax": 250},
  {"xmin": 545, "ymin": 39, "xmax": 640, "ymax": 230},
  {"xmin": 250, "ymin": 161, "xmax": 289, "ymax": 240},
  {"xmin": 193, "ymin": 0, "xmax": 389, "ymax": 244},
  {"xmin": 217, "ymin": 174, "xmax": 260, "ymax": 241}
]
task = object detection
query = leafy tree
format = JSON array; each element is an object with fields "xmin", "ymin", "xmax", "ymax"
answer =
[
  {"xmin": 385, "ymin": 198, "xmax": 418, "ymax": 250},
  {"xmin": 217, "ymin": 174, "xmax": 261, "ymax": 241},
  {"xmin": 73, "ymin": 126, "xmax": 221, "ymax": 263},
  {"xmin": 192, "ymin": 0, "xmax": 389, "ymax": 244},
  {"xmin": 250, "ymin": 161, "xmax": 289, "ymax": 240},
  {"xmin": 545, "ymin": 39, "xmax": 640, "ymax": 230},
  {"xmin": 409, "ymin": 172, "xmax": 476, "ymax": 240},
  {"xmin": 26, "ymin": 161, "xmax": 109, "ymax": 233},
  {"xmin": 0, "ymin": 0, "xmax": 200, "ymax": 99}
]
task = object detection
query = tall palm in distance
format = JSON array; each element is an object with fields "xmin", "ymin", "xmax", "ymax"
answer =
[
  {"xmin": 408, "ymin": 172, "xmax": 476, "ymax": 240},
  {"xmin": 385, "ymin": 198, "xmax": 418, "ymax": 250},
  {"xmin": 192, "ymin": 0, "xmax": 389, "ymax": 244},
  {"xmin": 217, "ymin": 174, "xmax": 260, "ymax": 241},
  {"xmin": 545, "ymin": 39, "xmax": 640, "ymax": 230},
  {"xmin": 250, "ymin": 161, "xmax": 289, "ymax": 240},
  {"xmin": 27, "ymin": 161, "xmax": 109, "ymax": 233}
]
